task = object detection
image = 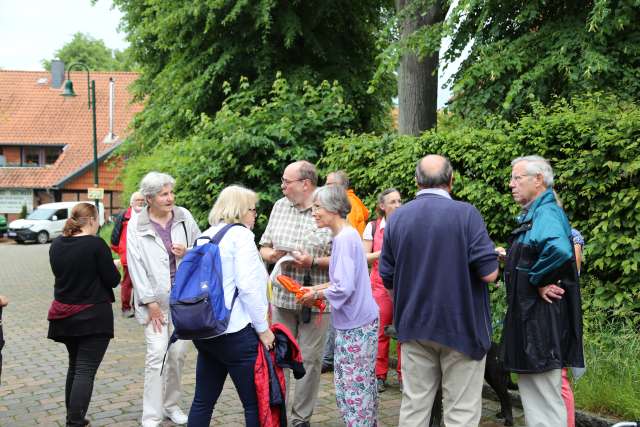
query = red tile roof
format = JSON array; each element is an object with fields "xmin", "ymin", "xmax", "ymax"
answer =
[{"xmin": 0, "ymin": 70, "xmax": 142, "ymax": 189}]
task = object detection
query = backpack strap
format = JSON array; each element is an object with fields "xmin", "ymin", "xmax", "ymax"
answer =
[
  {"xmin": 211, "ymin": 222, "xmax": 245, "ymax": 244},
  {"xmin": 368, "ymin": 219, "xmax": 378, "ymax": 247}
]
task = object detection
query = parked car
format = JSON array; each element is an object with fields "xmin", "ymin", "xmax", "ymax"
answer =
[
  {"xmin": 7, "ymin": 201, "xmax": 104, "ymax": 244},
  {"xmin": 0, "ymin": 215, "xmax": 7, "ymax": 236}
]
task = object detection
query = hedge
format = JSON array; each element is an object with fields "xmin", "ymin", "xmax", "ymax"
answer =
[{"xmin": 321, "ymin": 94, "xmax": 640, "ymax": 325}]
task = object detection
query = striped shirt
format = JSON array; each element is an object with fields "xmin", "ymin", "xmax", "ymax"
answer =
[{"xmin": 260, "ymin": 197, "xmax": 332, "ymax": 311}]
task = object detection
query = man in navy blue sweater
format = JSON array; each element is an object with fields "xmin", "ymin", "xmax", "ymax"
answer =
[{"xmin": 379, "ymin": 155, "xmax": 499, "ymax": 427}]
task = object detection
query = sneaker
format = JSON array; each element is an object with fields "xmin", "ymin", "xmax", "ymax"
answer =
[
  {"xmin": 321, "ymin": 363, "xmax": 333, "ymax": 373},
  {"xmin": 377, "ymin": 378, "xmax": 387, "ymax": 393},
  {"xmin": 122, "ymin": 309, "xmax": 134, "ymax": 318},
  {"xmin": 164, "ymin": 408, "xmax": 188, "ymax": 425}
]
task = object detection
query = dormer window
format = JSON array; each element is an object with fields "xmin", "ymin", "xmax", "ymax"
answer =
[{"xmin": 0, "ymin": 145, "xmax": 64, "ymax": 167}]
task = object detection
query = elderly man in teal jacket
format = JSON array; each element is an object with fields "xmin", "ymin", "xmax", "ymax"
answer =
[{"xmin": 501, "ymin": 155, "xmax": 584, "ymax": 427}]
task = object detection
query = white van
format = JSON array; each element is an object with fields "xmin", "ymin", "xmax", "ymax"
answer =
[{"xmin": 7, "ymin": 201, "xmax": 105, "ymax": 244}]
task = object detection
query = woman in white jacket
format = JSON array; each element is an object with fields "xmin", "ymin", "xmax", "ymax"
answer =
[
  {"xmin": 127, "ymin": 172, "xmax": 201, "ymax": 427},
  {"xmin": 187, "ymin": 185, "xmax": 275, "ymax": 427}
]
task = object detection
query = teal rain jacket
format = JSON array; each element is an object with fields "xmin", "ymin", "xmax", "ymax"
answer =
[{"xmin": 500, "ymin": 189, "xmax": 585, "ymax": 373}]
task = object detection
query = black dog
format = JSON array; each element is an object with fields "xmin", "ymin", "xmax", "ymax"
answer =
[{"xmin": 384, "ymin": 327, "xmax": 513, "ymax": 426}]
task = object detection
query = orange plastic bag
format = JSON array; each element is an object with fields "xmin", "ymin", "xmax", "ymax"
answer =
[{"xmin": 276, "ymin": 275, "xmax": 326, "ymax": 312}]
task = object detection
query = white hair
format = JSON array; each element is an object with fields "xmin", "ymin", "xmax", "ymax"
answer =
[
  {"xmin": 129, "ymin": 191, "xmax": 144, "ymax": 206},
  {"xmin": 511, "ymin": 155, "xmax": 554, "ymax": 187},
  {"xmin": 139, "ymin": 172, "xmax": 176, "ymax": 198}
]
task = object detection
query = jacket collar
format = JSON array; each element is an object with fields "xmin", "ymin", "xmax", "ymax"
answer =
[
  {"xmin": 519, "ymin": 188, "xmax": 556, "ymax": 223},
  {"xmin": 136, "ymin": 206, "xmax": 186, "ymax": 235}
]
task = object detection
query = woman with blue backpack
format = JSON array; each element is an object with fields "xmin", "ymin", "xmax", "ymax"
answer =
[{"xmin": 187, "ymin": 185, "xmax": 275, "ymax": 427}]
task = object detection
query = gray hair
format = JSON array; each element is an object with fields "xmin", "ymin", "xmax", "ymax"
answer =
[
  {"xmin": 313, "ymin": 185, "xmax": 351, "ymax": 219},
  {"xmin": 297, "ymin": 160, "xmax": 318, "ymax": 186},
  {"xmin": 139, "ymin": 172, "xmax": 176, "ymax": 198},
  {"xmin": 415, "ymin": 156, "xmax": 453, "ymax": 189},
  {"xmin": 327, "ymin": 170, "xmax": 350, "ymax": 188},
  {"xmin": 511, "ymin": 155, "xmax": 554, "ymax": 187}
]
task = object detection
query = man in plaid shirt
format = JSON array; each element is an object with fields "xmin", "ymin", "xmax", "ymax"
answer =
[{"xmin": 260, "ymin": 160, "xmax": 332, "ymax": 427}]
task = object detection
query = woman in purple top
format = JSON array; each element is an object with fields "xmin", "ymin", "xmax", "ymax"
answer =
[{"xmin": 299, "ymin": 185, "xmax": 379, "ymax": 426}]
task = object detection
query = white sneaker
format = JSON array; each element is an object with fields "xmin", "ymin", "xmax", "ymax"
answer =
[{"xmin": 164, "ymin": 408, "xmax": 188, "ymax": 425}]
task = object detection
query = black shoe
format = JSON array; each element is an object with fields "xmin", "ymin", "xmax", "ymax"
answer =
[{"xmin": 321, "ymin": 363, "xmax": 333, "ymax": 373}]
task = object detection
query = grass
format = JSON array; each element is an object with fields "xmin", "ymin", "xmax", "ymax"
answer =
[{"xmin": 573, "ymin": 320, "xmax": 640, "ymax": 419}]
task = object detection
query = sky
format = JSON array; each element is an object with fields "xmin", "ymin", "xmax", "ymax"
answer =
[
  {"xmin": 0, "ymin": 0, "xmax": 127, "ymax": 71},
  {"xmin": 0, "ymin": 0, "xmax": 457, "ymax": 107}
]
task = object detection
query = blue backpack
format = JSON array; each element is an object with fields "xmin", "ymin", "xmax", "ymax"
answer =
[{"xmin": 169, "ymin": 223, "xmax": 243, "ymax": 340}]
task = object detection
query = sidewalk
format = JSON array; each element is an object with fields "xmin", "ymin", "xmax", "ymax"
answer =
[{"xmin": 0, "ymin": 241, "xmax": 524, "ymax": 426}]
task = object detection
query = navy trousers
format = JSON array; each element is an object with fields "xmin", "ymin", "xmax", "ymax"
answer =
[{"xmin": 188, "ymin": 325, "xmax": 260, "ymax": 427}]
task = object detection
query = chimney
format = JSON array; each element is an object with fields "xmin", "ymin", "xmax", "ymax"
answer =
[
  {"xmin": 104, "ymin": 77, "xmax": 117, "ymax": 143},
  {"xmin": 50, "ymin": 60, "xmax": 65, "ymax": 89}
]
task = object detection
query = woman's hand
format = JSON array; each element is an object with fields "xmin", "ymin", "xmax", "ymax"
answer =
[
  {"xmin": 0, "ymin": 294, "xmax": 8, "ymax": 307},
  {"xmin": 146, "ymin": 302, "xmax": 165, "ymax": 333},
  {"xmin": 258, "ymin": 329, "xmax": 276, "ymax": 350},
  {"xmin": 171, "ymin": 243, "xmax": 187, "ymax": 258},
  {"xmin": 298, "ymin": 287, "xmax": 319, "ymax": 307}
]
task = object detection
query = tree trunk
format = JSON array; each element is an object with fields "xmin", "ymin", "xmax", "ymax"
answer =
[{"xmin": 396, "ymin": 0, "xmax": 447, "ymax": 136}]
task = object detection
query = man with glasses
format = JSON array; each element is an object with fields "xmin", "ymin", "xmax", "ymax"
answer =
[
  {"xmin": 111, "ymin": 191, "xmax": 146, "ymax": 318},
  {"xmin": 502, "ymin": 155, "xmax": 584, "ymax": 426},
  {"xmin": 259, "ymin": 160, "xmax": 332, "ymax": 427}
]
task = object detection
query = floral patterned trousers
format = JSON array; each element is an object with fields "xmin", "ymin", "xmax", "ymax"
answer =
[{"xmin": 334, "ymin": 319, "xmax": 379, "ymax": 426}]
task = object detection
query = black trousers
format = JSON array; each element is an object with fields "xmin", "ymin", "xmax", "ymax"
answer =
[{"xmin": 62, "ymin": 335, "xmax": 110, "ymax": 427}]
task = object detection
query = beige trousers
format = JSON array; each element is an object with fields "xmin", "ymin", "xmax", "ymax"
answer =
[
  {"xmin": 399, "ymin": 340, "xmax": 486, "ymax": 427},
  {"xmin": 519, "ymin": 369, "xmax": 567, "ymax": 427},
  {"xmin": 141, "ymin": 317, "xmax": 188, "ymax": 427},
  {"xmin": 271, "ymin": 306, "xmax": 330, "ymax": 425}
]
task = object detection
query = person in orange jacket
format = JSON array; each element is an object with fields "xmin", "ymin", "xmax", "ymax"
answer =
[
  {"xmin": 325, "ymin": 171, "xmax": 369, "ymax": 236},
  {"xmin": 321, "ymin": 170, "xmax": 370, "ymax": 373}
]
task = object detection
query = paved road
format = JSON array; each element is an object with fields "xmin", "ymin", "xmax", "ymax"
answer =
[{"xmin": 0, "ymin": 240, "xmax": 524, "ymax": 426}]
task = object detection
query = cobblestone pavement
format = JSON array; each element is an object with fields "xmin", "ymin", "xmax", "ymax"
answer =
[{"xmin": 0, "ymin": 240, "xmax": 525, "ymax": 426}]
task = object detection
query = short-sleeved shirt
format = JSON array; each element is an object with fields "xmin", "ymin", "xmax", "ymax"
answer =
[
  {"xmin": 260, "ymin": 197, "xmax": 332, "ymax": 311},
  {"xmin": 363, "ymin": 217, "xmax": 386, "ymax": 241}
]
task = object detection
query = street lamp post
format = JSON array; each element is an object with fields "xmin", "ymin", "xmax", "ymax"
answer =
[{"xmin": 60, "ymin": 62, "xmax": 100, "ymax": 210}]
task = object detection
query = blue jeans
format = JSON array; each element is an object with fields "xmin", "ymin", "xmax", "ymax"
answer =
[
  {"xmin": 323, "ymin": 323, "xmax": 336, "ymax": 366},
  {"xmin": 188, "ymin": 325, "xmax": 259, "ymax": 427},
  {"xmin": 63, "ymin": 335, "xmax": 110, "ymax": 427}
]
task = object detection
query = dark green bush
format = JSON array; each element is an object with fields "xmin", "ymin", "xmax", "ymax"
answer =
[
  {"xmin": 322, "ymin": 94, "xmax": 640, "ymax": 325},
  {"xmin": 122, "ymin": 75, "xmax": 356, "ymax": 237}
]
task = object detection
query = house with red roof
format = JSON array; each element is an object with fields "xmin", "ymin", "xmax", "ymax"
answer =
[{"xmin": 0, "ymin": 70, "xmax": 141, "ymax": 222}]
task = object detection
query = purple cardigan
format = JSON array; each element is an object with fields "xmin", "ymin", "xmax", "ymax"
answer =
[{"xmin": 324, "ymin": 227, "xmax": 378, "ymax": 330}]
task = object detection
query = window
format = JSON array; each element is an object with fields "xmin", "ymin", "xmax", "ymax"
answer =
[
  {"xmin": 16, "ymin": 145, "xmax": 64, "ymax": 167},
  {"xmin": 45, "ymin": 147, "xmax": 63, "ymax": 165},
  {"xmin": 53, "ymin": 209, "xmax": 68, "ymax": 220},
  {"xmin": 24, "ymin": 147, "xmax": 41, "ymax": 166}
]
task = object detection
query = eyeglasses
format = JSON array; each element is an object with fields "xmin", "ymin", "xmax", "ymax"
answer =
[
  {"xmin": 510, "ymin": 174, "xmax": 534, "ymax": 183},
  {"xmin": 281, "ymin": 177, "xmax": 305, "ymax": 186}
]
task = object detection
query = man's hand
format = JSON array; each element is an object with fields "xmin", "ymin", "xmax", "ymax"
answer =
[
  {"xmin": 0, "ymin": 295, "xmax": 8, "ymax": 307},
  {"xmin": 495, "ymin": 246, "xmax": 507, "ymax": 263},
  {"xmin": 538, "ymin": 283, "xmax": 565, "ymax": 303},
  {"xmin": 171, "ymin": 243, "xmax": 187, "ymax": 258},
  {"xmin": 291, "ymin": 250, "xmax": 313, "ymax": 269},
  {"xmin": 261, "ymin": 247, "xmax": 287, "ymax": 264},
  {"xmin": 146, "ymin": 302, "xmax": 165, "ymax": 333}
]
